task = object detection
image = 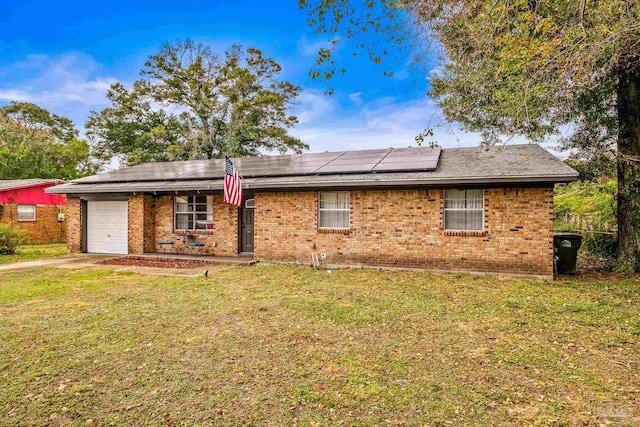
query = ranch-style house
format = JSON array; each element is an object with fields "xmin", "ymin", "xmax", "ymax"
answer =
[{"xmin": 47, "ymin": 144, "xmax": 578, "ymax": 279}]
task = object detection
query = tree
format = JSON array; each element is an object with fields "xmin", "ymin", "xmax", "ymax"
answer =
[
  {"xmin": 0, "ymin": 103, "xmax": 97, "ymax": 180},
  {"xmin": 88, "ymin": 40, "xmax": 307, "ymax": 165},
  {"xmin": 301, "ymin": 0, "xmax": 640, "ymax": 272},
  {"xmin": 0, "ymin": 101, "xmax": 77, "ymax": 142},
  {"xmin": 86, "ymin": 82, "xmax": 189, "ymax": 166}
]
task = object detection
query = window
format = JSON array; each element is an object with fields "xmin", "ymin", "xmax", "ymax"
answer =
[
  {"xmin": 17, "ymin": 205, "xmax": 36, "ymax": 221},
  {"xmin": 318, "ymin": 192, "xmax": 350, "ymax": 229},
  {"xmin": 174, "ymin": 195, "xmax": 213, "ymax": 230},
  {"xmin": 444, "ymin": 189, "xmax": 484, "ymax": 231}
]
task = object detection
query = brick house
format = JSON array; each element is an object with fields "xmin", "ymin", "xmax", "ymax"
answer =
[
  {"xmin": 0, "ymin": 179, "xmax": 67, "ymax": 243},
  {"xmin": 47, "ymin": 145, "xmax": 577, "ymax": 279}
]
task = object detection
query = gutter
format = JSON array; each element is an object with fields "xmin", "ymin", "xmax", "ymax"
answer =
[{"xmin": 46, "ymin": 174, "xmax": 578, "ymax": 194}]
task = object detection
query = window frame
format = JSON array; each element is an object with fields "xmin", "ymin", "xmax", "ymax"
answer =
[
  {"xmin": 17, "ymin": 204, "xmax": 36, "ymax": 222},
  {"xmin": 173, "ymin": 195, "xmax": 214, "ymax": 231},
  {"xmin": 317, "ymin": 191, "xmax": 350, "ymax": 230},
  {"xmin": 443, "ymin": 189, "xmax": 485, "ymax": 232}
]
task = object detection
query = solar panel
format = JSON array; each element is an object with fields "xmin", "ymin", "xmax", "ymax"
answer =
[
  {"xmin": 373, "ymin": 147, "xmax": 441, "ymax": 172},
  {"xmin": 76, "ymin": 147, "xmax": 442, "ymax": 183}
]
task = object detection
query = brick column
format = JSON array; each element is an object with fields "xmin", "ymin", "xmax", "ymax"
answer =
[
  {"xmin": 66, "ymin": 197, "xmax": 83, "ymax": 253},
  {"xmin": 128, "ymin": 194, "xmax": 156, "ymax": 254}
]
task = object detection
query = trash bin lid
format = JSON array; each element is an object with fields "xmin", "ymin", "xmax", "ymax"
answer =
[{"xmin": 553, "ymin": 232, "xmax": 582, "ymax": 239}]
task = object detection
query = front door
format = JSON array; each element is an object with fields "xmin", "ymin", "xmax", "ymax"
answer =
[{"xmin": 240, "ymin": 198, "xmax": 255, "ymax": 253}]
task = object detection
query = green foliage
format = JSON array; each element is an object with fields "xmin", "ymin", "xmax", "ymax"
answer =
[
  {"xmin": 0, "ymin": 224, "xmax": 25, "ymax": 255},
  {"xmin": 583, "ymin": 234, "xmax": 618, "ymax": 264},
  {"xmin": 565, "ymin": 158, "xmax": 616, "ymax": 183},
  {"xmin": 0, "ymin": 113, "xmax": 98, "ymax": 180},
  {"xmin": 0, "ymin": 101, "xmax": 78, "ymax": 143},
  {"xmin": 86, "ymin": 82, "xmax": 188, "ymax": 166},
  {"xmin": 554, "ymin": 180, "xmax": 617, "ymax": 233},
  {"xmin": 555, "ymin": 179, "xmax": 618, "ymax": 263},
  {"xmin": 88, "ymin": 40, "xmax": 307, "ymax": 165}
]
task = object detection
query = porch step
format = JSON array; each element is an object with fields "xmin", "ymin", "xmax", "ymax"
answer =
[{"xmin": 137, "ymin": 253, "xmax": 257, "ymax": 266}]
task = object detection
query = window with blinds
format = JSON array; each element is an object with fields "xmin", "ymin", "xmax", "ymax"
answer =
[
  {"xmin": 318, "ymin": 192, "xmax": 350, "ymax": 229},
  {"xmin": 444, "ymin": 189, "xmax": 484, "ymax": 231},
  {"xmin": 17, "ymin": 205, "xmax": 36, "ymax": 221}
]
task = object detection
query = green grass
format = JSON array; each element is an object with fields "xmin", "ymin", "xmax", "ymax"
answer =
[
  {"xmin": 0, "ymin": 265, "xmax": 638, "ymax": 426},
  {"xmin": 0, "ymin": 243, "xmax": 67, "ymax": 264}
]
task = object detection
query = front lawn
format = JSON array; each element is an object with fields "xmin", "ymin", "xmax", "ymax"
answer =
[
  {"xmin": 0, "ymin": 265, "xmax": 638, "ymax": 426},
  {"xmin": 0, "ymin": 243, "xmax": 67, "ymax": 264}
]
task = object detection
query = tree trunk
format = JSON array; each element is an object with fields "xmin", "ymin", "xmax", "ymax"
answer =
[{"xmin": 615, "ymin": 63, "xmax": 640, "ymax": 273}]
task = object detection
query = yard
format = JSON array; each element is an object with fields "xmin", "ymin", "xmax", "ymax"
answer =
[
  {"xmin": 0, "ymin": 243, "xmax": 67, "ymax": 265},
  {"xmin": 0, "ymin": 265, "xmax": 638, "ymax": 426}
]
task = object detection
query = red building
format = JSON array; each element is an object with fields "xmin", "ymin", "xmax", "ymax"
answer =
[{"xmin": 0, "ymin": 179, "xmax": 67, "ymax": 243}]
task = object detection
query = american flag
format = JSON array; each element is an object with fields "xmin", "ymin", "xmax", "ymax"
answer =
[{"xmin": 224, "ymin": 157, "xmax": 242, "ymax": 207}]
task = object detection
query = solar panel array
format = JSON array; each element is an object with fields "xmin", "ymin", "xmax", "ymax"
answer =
[{"xmin": 76, "ymin": 147, "xmax": 442, "ymax": 183}]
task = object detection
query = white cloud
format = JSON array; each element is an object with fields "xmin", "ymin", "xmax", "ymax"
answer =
[
  {"xmin": 348, "ymin": 91, "xmax": 363, "ymax": 105},
  {"xmin": 290, "ymin": 95, "xmax": 485, "ymax": 152},
  {"xmin": 293, "ymin": 90, "xmax": 336, "ymax": 125},
  {"xmin": 297, "ymin": 35, "xmax": 339, "ymax": 57},
  {"xmin": 0, "ymin": 52, "xmax": 119, "ymax": 128}
]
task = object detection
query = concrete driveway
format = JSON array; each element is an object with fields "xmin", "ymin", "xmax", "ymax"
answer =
[
  {"xmin": 0, "ymin": 254, "xmax": 113, "ymax": 272},
  {"xmin": 0, "ymin": 253, "xmax": 227, "ymax": 277}
]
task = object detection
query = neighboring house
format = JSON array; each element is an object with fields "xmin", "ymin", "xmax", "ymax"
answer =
[
  {"xmin": 47, "ymin": 145, "xmax": 577, "ymax": 279},
  {"xmin": 0, "ymin": 179, "xmax": 67, "ymax": 243}
]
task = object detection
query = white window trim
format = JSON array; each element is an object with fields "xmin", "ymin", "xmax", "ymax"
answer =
[
  {"xmin": 174, "ymin": 195, "xmax": 213, "ymax": 231},
  {"xmin": 318, "ymin": 191, "xmax": 350, "ymax": 230},
  {"xmin": 443, "ymin": 189, "xmax": 485, "ymax": 232},
  {"xmin": 17, "ymin": 204, "xmax": 36, "ymax": 222}
]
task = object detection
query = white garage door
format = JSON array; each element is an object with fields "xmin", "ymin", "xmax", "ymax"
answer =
[{"xmin": 86, "ymin": 201, "xmax": 128, "ymax": 254}]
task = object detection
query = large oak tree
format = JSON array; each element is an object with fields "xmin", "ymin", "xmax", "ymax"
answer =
[
  {"xmin": 88, "ymin": 40, "xmax": 307, "ymax": 166},
  {"xmin": 301, "ymin": 0, "xmax": 640, "ymax": 272}
]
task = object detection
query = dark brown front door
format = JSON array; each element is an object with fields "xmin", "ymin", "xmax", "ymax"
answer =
[{"xmin": 240, "ymin": 198, "xmax": 255, "ymax": 253}]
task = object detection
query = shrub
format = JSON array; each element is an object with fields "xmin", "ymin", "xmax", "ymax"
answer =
[
  {"xmin": 0, "ymin": 224, "xmax": 26, "ymax": 254},
  {"xmin": 583, "ymin": 232, "xmax": 618, "ymax": 258}
]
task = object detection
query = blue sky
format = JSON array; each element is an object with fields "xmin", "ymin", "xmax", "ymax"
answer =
[{"xmin": 0, "ymin": 0, "xmax": 484, "ymax": 154}]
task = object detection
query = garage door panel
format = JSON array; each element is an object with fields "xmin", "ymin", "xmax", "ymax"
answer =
[{"xmin": 87, "ymin": 201, "xmax": 128, "ymax": 255}]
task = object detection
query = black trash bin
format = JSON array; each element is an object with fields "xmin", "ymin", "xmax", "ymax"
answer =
[{"xmin": 553, "ymin": 232, "xmax": 582, "ymax": 275}]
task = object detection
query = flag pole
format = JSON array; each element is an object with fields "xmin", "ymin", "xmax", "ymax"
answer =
[{"xmin": 228, "ymin": 156, "xmax": 246, "ymax": 182}]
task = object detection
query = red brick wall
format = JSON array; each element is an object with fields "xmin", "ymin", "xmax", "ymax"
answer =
[
  {"xmin": 254, "ymin": 188, "xmax": 554, "ymax": 278},
  {"xmin": 64, "ymin": 187, "xmax": 555, "ymax": 278},
  {"xmin": 154, "ymin": 195, "xmax": 238, "ymax": 256},
  {"xmin": 128, "ymin": 194, "xmax": 156, "ymax": 254},
  {"xmin": 66, "ymin": 197, "xmax": 82, "ymax": 253},
  {"xmin": 0, "ymin": 203, "xmax": 66, "ymax": 244}
]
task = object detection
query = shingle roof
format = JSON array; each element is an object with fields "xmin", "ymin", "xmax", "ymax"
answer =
[
  {"xmin": 46, "ymin": 144, "xmax": 577, "ymax": 194},
  {"xmin": 0, "ymin": 179, "xmax": 62, "ymax": 191},
  {"xmin": 72, "ymin": 146, "xmax": 442, "ymax": 184}
]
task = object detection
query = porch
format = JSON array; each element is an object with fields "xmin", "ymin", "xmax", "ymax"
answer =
[{"xmin": 137, "ymin": 252, "xmax": 256, "ymax": 266}]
